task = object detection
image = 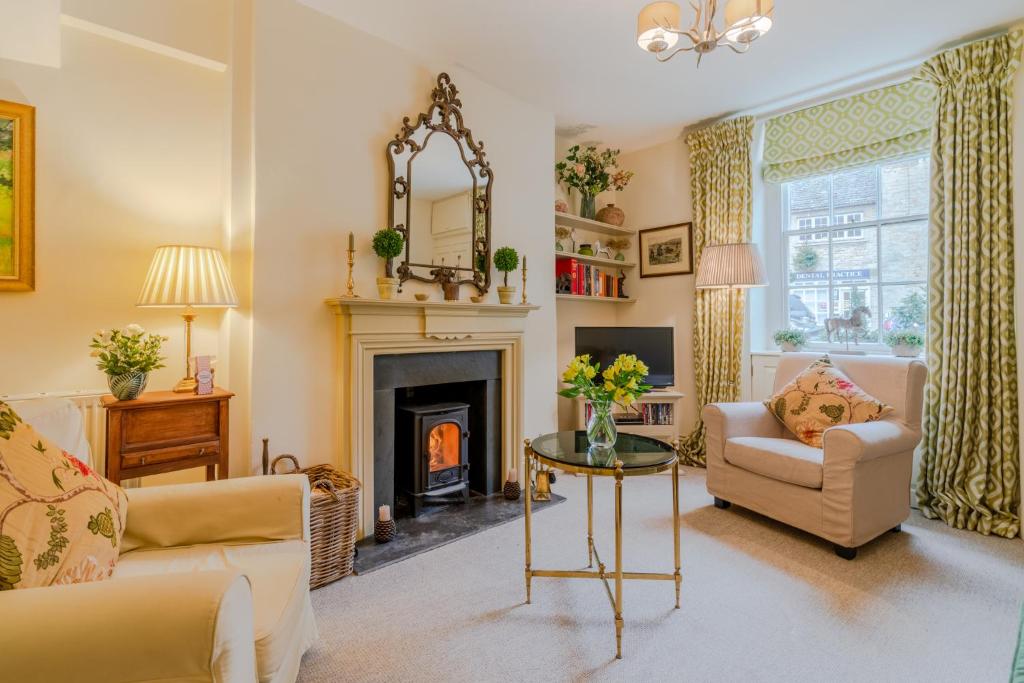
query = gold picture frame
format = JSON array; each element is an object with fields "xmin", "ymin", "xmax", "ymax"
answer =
[
  {"xmin": 639, "ymin": 222, "xmax": 693, "ymax": 278},
  {"xmin": 0, "ymin": 99, "xmax": 35, "ymax": 292}
]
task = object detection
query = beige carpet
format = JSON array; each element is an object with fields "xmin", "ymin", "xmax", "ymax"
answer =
[{"xmin": 301, "ymin": 468, "xmax": 1024, "ymax": 682}]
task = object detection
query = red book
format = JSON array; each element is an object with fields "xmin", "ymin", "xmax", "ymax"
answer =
[{"xmin": 555, "ymin": 257, "xmax": 578, "ymax": 295}]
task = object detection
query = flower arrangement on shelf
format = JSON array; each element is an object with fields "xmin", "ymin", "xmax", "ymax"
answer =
[
  {"xmin": 884, "ymin": 330, "xmax": 924, "ymax": 358},
  {"xmin": 559, "ymin": 354, "xmax": 652, "ymax": 451},
  {"xmin": 555, "ymin": 145, "xmax": 634, "ymax": 220},
  {"xmin": 90, "ymin": 325, "xmax": 167, "ymax": 400},
  {"xmin": 605, "ymin": 237, "xmax": 631, "ymax": 261},
  {"xmin": 772, "ymin": 329, "xmax": 807, "ymax": 352},
  {"xmin": 371, "ymin": 227, "xmax": 405, "ymax": 299},
  {"xmin": 555, "ymin": 225, "xmax": 573, "ymax": 252}
]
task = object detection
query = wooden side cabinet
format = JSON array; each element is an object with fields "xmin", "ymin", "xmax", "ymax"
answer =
[{"xmin": 103, "ymin": 388, "xmax": 233, "ymax": 485}]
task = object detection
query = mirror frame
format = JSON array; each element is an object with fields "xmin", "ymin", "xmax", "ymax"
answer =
[{"xmin": 387, "ymin": 73, "xmax": 493, "ymax": 294}]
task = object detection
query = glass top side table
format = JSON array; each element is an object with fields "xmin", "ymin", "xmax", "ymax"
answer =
[{"xmin": 524, "ymin": 431, "xmax": 681, "ymax": 660}]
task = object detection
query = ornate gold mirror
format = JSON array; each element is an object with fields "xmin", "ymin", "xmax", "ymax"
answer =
[{"xmin": 387, "ymin": 73, "xmax": 492, "ymax": 295}]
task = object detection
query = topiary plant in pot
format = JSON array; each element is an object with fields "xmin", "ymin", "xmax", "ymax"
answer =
[
  {"xmin": 773, "ymin": 329, "xmax": 807, "ymax": 352},
  {"xmin": 493, "ymin": 246, "xmax": 519, "ymax": 304},
  {"xmin": 372, "ymin": 227, "xmax": 404, "ymax": 299},
  {"xmin": 884, "ymin": 330, "xmax": 924, "ymax": 358}
]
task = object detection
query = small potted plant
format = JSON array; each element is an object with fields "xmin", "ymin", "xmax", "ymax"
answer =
[
  {"xmin": 90, "ymin": 325, "xmax": 167, "ymax": 400},
  {"xmin": 773, "ymin": 329, "xmax": 807, "ymax": 352},
  {"xmin": 885, "ymin": 330, "xmax": 924, "ymax": 358},
  {"xmin": 606, "ymin": 237, "xmax": 631, "ymax": 261},
  {"xmin": 372, "ymin": 227, "xmax": 404, "ymax": 300},
  {"xmin": 493, "ymin": 246, "xmax": 519, "ymax": 304}
]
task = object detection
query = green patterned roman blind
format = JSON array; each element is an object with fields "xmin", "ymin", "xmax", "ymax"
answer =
[{"xmin": 763, "ymin": 80, "xmax": 935, "ymax": 183}]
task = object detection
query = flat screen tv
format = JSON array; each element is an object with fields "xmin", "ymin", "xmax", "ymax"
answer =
[{"xmin": 574, "ymin": 327, "xmax": 675, "ymax": 388}]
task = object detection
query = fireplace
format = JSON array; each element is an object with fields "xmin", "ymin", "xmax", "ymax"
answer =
[{"xmin": 396, "ymin": 402, "xmax": 471, "ymax": 516}]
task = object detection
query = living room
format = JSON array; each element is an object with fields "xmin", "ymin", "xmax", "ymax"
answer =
[{"xmin": 1, "ymin": 1, "xmax": 1023, "ymax": 681}]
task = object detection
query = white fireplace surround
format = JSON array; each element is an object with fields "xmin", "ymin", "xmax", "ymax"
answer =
[{"xmin": 326, "ymin": 297, "xmax": 539, "ymax": 538}]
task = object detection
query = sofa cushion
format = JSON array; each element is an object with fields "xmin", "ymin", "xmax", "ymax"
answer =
[
  {"xmin": 0, "ymin": 400, "xmax": 127, "ymax": 590},
  {"xmin": 115, "ymin": 539, "xmax": 314, "ymax": 681},
  {"xmin": 765, "ymin": 356, "xmax": 893, "ymax": 447},
  {"xmin": 724, "ymin": 436, "xmax": 825, "ymax": 489}
]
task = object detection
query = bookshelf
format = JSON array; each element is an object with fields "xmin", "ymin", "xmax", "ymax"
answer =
[
  {"xmin": 555, "ymin": 211, "xmax": 636, "ymax": 237},
  {"xmin": 574, "ymin": 391, "xmax": 685, "ymax": 445},
  {"xmin": 556, "ymin": 294, "xmax": 635, "ymax": 303},
  {"xmin": 554, "ymin": 250, "xmax": 636, "ymax": 269}
]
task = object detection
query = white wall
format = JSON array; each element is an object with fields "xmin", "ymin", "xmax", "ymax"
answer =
[{"xmin": 249, "ymin": 0, "xmax": 557, "ymax": 468}]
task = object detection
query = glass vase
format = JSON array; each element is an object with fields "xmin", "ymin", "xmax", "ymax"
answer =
[
  {"xmin": 586, "ymin": 400, "xmax": 617, "ymax": 452},
  {"xmin": 578, "ymin": 192, "xmax": 596, "ymax": 220}
]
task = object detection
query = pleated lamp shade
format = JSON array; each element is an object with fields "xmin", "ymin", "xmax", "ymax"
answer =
[
  {"xmin": 137, "ymin": 245, "xmax": 239, "ymax": 307},
  {"xmin": 695, "ymin": 243, "xmax": 768, "ymax": 289}
]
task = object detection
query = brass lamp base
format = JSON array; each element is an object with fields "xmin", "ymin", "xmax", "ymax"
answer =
[{"xmin": 173, "ymin": 377, "xmax": 198, "ymax": 393}]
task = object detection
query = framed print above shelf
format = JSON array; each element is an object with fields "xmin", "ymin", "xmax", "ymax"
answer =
[
  {"xmin": 0, "ymin": 99, "xmax": 35, "ymax": 292},
  {"xmin": 639, "ymin": 222, "xmax": 693, "ymax": 279}
]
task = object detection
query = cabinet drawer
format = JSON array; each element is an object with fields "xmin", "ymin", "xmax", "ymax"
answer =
[
  {"xmin": 123, "ymin": 401, "xmax": 221, "ymax": 448},
  {"xmin": 121, "ymin": 441, "xmax": 220, "ymax": 470}
]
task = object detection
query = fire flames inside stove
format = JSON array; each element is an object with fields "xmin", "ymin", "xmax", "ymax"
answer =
[{"xmin": 427, "ymin": 423, "xmax": 460, "ymax": 473}]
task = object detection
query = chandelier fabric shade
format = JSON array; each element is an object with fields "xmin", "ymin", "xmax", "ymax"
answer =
[
  {"xmin": 137, "ymin": 245, "xmax": 239, "ymax": 308},
  {"xmin": 724, "ymin": 0, "xmax": 774, "ymax": 43},
  {"xmin": 636, "ymin": 1, "xmax": 682, "ymax": 52},
  {"xmin": 635, "ymin": 0, "xmax": 774, "ymax": 62},
  {"xmin": 695, "ymin": 243, "xmax": 768, "ymax": 289}
]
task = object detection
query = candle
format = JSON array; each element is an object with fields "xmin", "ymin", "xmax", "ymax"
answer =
[
  {"xmin": 523, "ymin": 255, "xmax": 527, "ymax": 270},
  {"xmin": 507, "ymin": 468, "xmax": 518, "ymax": 482},
  {"xmin": 348, "ymin": 231, "xmax": 354, "ymax": 251},
  {"xmin": 378, "ymin": 504, "xmax": 391, "ymax": 522}
]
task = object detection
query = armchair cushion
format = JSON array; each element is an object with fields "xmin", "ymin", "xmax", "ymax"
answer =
[
  {"xmin": 725, "ymin": 437, "xmax": 824, "ymax": 489},
  {"xmin": 0, "ymin": 400, "xmax": 127, "ymax": 590},
  {"xmin": 765, "ymin": 356, "xmax": 892, "ymax": 447}
]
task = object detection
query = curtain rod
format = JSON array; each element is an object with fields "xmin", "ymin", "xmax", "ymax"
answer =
[{"xmin": 680, "ymin": 23, "xmax": 1020, "ymax": 137}]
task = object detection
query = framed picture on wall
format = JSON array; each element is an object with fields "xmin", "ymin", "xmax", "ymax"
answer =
[
  {"xmin": 639, "ymin": 222, "xmax": 693, "ymax": 278},
  {"xmin": 0, "ymin": 99, "xmax": 35, "ymax": 292}
]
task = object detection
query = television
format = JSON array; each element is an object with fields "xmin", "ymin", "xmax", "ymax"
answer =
[{"xmin": 574, "ymin": 327, "xmax": 675, "ymax": 388}]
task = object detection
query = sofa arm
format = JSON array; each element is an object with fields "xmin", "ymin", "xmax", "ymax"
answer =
[
  {"xmin": 122, "ymin": 474, "xmax": 311, "ymax": 553},
  {"xmin": 823, "ymin": 420, "xmax": 921, "ymax": 466},
  {"xmin": 0, "ymin": 571, "xmax": 256, "ymax": 683},
  {"xmin": 702, "ymin": 402, "xmax": 785, "ymax": 440}
]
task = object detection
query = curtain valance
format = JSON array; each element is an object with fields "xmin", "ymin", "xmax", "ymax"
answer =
[{"xmin": 763, "ymin": 80, "xmax": 934, "ymax": 182}]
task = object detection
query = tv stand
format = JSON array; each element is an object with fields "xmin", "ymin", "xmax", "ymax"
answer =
[{"xmin": 574, "ymin": 390, "xmax": 685, "ymax": 446}]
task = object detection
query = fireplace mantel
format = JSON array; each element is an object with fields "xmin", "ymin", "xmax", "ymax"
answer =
[{"xmin": 325, "ymin": 296, "xmax": 539, "ymax": 537}]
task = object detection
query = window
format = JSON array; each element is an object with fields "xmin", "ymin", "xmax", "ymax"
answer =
[{"xmin": 782, "ymin": 155, "xmax": 929, "ymax": 346}]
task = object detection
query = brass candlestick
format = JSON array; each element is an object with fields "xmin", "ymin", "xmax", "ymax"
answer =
[
  {"xmin": 521, "ymin": 254, "xmax": 528, "ymax": 304},
  {"xmin": 343, "ymin": 232, "xmax": 359, "ymax": 298}
]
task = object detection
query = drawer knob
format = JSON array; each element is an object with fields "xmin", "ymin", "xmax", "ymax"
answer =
[
  {"xmin": 140, "ymin": 456, "xmax": 147, "ymax": 465},
  {"xmin": 199, "ymin": 448, "xmax": 206, "ymax": 456}
]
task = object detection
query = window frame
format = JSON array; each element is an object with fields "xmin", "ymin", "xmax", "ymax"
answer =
[{"xmin": 778, "ymin": 155, "xmax": 929, "ymax": 354}]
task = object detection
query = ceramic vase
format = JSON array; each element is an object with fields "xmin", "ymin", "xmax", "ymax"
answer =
[
  {"xmin": 497, "ymin": 286, "xmax": 517, "ymax": 304},
  {"xmin": 596, "ymin": 204, "xmax": 625, "ymax": 227},
  {"xmin": 586, "ymin": 400, "xmax": 617, "ymax": 452},
  {"xmin": 108, "ymin": 372, "xmax": 149, "ymax": 401},
  {"xmin": 376, "ymin": 277, "xmax": 399, "ymax": 300}
]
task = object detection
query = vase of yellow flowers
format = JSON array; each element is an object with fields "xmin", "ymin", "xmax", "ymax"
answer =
[{"xmin": 559, "ymin": 353, "xmax": 652, "ymax": 452}]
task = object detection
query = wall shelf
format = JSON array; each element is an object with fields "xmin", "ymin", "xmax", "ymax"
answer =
[
  {"xmin": 555, "ymin": 211, "xmax": 635, "ymax": 237},
  {"xmin": 555, "ymin": 251, "xmax": 635, "ymax": 269},
  {"xmin": 556, "ymin": 294, "xmax": 635, "ymax": 304}
]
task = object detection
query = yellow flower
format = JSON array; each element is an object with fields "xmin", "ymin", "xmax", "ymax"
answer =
[
  {"xmin": 614, "ymin": 388, "xmax": 626, "ymax": 403},
  {"xmin": 562, "ymin": 368, "xmax": 578, "ymax": 382},
  {"xmin": 602, "ymin": 366, "xmax": 616, "ymax": 380},
  {"xmin": 583, "ymin": 365, "xmax": 596, "ymax": 379},
  {"xmin": 621, "ymin": 355, "xmax": 636, "ymax": 371},
  {"xmin": 604, "ymin": 380, "xmax": 614, "ymax": 391},
  {"xmin": 627, "ymin": 378, "xmax": 638, "ymax": 390},
  {"xmin": 622, "ymin": 393, "xmax": 635, "ymax": 407}
]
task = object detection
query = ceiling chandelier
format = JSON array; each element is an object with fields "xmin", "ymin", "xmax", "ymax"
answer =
[{"xmin": 636, "ymin": 0, "xmax": 774, "ymax": 65}]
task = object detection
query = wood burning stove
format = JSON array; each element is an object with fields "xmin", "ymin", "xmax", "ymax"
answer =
[{"xmin": 396, "ymin": 402, "xmax": 471, "ymax": 516}]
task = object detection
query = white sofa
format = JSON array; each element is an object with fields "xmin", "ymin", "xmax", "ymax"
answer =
[
  {"xmin": 0, "ymin": 398, "xmax": 318, "ymax": 682},
  {"xmin": 703, "ymin": 353, "xmax": 927, "ymax": 559}
]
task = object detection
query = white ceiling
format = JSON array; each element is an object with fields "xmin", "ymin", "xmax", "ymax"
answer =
[{"xmin": 299, "ymin": 0, "xmax": 1024, "ymax": 151}]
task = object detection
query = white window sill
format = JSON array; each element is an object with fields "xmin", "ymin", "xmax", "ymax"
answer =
[{"xmin": 750, "ymin": 348, "xmax": 926, "ymax": 361}]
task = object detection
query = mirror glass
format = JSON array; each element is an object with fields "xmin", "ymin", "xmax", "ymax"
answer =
[{"xmin": 404, "ymin": 132, "xmax": 475, "ymax": 271}]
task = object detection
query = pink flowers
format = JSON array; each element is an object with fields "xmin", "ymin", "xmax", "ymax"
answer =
[{"xmin": 63, "ymin": 451, "xmax": 93, "ymax": 478}]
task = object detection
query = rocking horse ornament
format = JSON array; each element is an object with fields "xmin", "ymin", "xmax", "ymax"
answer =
[{"xmin": 825, "ymin": 305, "xmax": 872, "ymax": 345}]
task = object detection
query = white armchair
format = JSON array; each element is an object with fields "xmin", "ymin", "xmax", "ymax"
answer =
[
  {"xmin": 703, "ymin": 353, "xmax": 927, "ymax": 559},
  {"xmin": 1, "ymin": 474, "xmax": 318, "ymax": 682}
]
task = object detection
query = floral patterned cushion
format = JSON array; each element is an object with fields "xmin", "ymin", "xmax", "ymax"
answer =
[
  {"xmin": 765, "ymin": 357, "xmax": 893, "ymax": 448},
  {"xmin": 0, "ymin": 400, "xmax": 127, "ymax": 590}
]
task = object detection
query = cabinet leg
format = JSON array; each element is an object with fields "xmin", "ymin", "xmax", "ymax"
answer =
[{"xmin": 206, "ymin": 464, "xmax": 216, "ymax": 481}]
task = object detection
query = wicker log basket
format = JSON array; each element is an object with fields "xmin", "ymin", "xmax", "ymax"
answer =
[{"xmin": 271, "ymin": 454, "xmax": 360, "ymax": 588}]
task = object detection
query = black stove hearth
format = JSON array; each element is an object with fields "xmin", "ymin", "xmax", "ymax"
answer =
[{"xmin": 396, "ymin": 402, "xmax": 471, "ymax": 516}]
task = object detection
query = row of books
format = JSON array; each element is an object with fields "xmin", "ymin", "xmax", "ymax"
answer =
[
  {"xmin": 583, "ymin": 402, "xmax": 675, "ymax": 426},
  {"xmin": 555, "ymin": 257, "xmax": 623, "ymax": 298}
]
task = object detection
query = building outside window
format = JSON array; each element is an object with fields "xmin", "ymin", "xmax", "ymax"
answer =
[{"xmin": 782, "ymin": 154, "xmax": 929, "ymax": 348}]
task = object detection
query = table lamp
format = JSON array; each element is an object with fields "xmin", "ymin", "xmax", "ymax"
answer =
[
  {"xmin": 137, "ymin": 245, "xmax": 239, "ymax": 393},
  {"xmin": 695, "ymin": 242, "xmax": 768, "ymax": 386}
]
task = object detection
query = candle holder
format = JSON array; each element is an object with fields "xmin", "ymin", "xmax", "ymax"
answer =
[
  {"xmin": 342, "ymin": 246, "xmax": 359, "ymax": 298},
  {"xmin": 521, "ymin": 255, "xmax": 528, "ymax": 304}
]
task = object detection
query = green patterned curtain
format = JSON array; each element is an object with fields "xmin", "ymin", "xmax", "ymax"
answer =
[
  {"xmin": 763, "ymin": 80, "xmax": 934, "ymax": 182},
  {"xmin": 916, "ymin": 30, "xmax": 1023, "ymax": 539},
  {"xmin": 677, "ymin": 117, "xmax": 754, "ymax": 466}
]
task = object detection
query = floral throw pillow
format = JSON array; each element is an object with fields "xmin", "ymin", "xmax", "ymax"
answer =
[
  {"xmin": 0, "ymin": 400, "xmax": 127, "ymax": 590},
  {"xmin": 765, "ymin": 357, "xmax": 893, "ymax": 448}
]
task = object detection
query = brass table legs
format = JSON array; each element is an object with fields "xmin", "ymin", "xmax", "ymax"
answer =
[{"xmin": 523, "ymin": 440, "xmax": 682, "ymax": 660}]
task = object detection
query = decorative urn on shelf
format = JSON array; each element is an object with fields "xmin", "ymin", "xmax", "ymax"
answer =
[
  {"xmin": 372, "ymin": 227, "xmax": 404, "ymax": 300},
  {"xmin": 596, "ymin": 204, "xmax": 625, "ymax": 227}
]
